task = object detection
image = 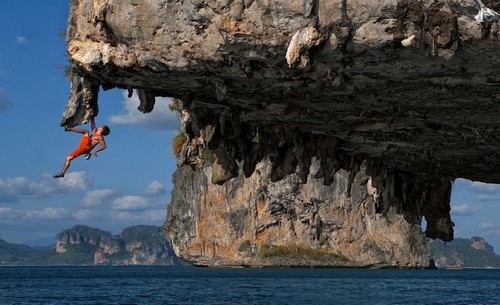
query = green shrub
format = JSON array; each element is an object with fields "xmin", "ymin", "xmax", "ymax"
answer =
[
  {"xmin": 259, "ymin": 244, "xmax": 349, "ymax": 262},
  {"xmin": 163, "ymin": 216, "xmax": 177, "ymax": 234},
  {"xmin": 168, "ymin": 98, "xmax": 182, "ymax": 112},
  {"xmin": 203, "ymin": 148, "xmax": 215, "ymax": 164}
]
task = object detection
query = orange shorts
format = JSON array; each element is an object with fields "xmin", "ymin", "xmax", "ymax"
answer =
[{"xmin": 68, "ymin": 135, "xmax": 92, "ymax": 158}]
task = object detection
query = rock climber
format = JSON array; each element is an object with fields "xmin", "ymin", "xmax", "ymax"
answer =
[{"xmin": 53, "ymin": 116, "xmax": 110, "ymax": 178}]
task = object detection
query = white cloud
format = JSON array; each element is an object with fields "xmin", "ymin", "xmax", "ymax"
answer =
[
  {"xmin": 462, "ymin": 180, "xmax": 500, "ymax": 201},
  {"xmin": 108, "ymin": 90, "xmax": 179, "ymax": 130},
  {"xmin": 145, "ymin": 180, "xmax": 165, "ymax": 196},
  {"xmin": 81, "ymin": 188, "xmax": 115, "ymax": 207},
  {"xmin": 477, "ymin": 222, "xmax": 500, "ymax": 238},
  {"xmin": 478, "ymin": 222, "xmax": 500, "ymax": 230},
  {"xmin": 477, "ymin": 194, "xmax": 498, "ymax": 201},
  {"xmin": 451, "ymin": 204, "xmax": 480, "ymax": 216},
  {"xmin": 111, "ymin": 184, "xmax": 167, "ymax": 211},
  {"xmin": 0, "ymin": 175, "xmax": 168, "ymax": 238},
  {"xmin": 0, "ymin": 87, "xmax": 13, "ymax": 112},
  {"xmin": 0, "ymin": 207, "xmax": 70, "ymax": 221},
  {"xmin": 16, "ymin": 35, "xmax": 28, "ymax": 44},
  {"xmin": 0, "ymin": 207, "xmax": 23, "ymax": 219},
  {"xmin": 24, "ymin": 208, "xmax": 70, "ymax": 220},
  {"xmin": 0, "ymin": 176, "xmax": 52, "ymax": 202},
  {"xmin": 72, "ymin": 209, "xmax": 98, "ymax": 220},
  {"xmin": 114, "ymin": 209, "xmax": 166, "ymax": 222},
  {"xmin": 112, "ymin": 195, "xmax": 150, "ymax": 210},
  {"xmin": 0, "ymin": 172, "xmax": 93, "ymax": 203},
  {"xmin": 54, "ymin": 172, "xmax": 93, "ymax": 192},
  {"xmin": 80, "ymin": 180, "xmax": 164, "ymax": 208},
  {"xmin": 469, "ymin": 181, "xmax": 500, "ymax": 194}
]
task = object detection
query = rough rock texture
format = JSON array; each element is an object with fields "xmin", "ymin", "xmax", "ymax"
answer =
[
  {"xmin": 64, "ymin": 0, "xmax": 500, "ymax": 266},
  {"xmin": 56, "ymin": 225, "xmax": 181, "ymax": 265},
  {"xmin": 166, "ymin": 157, "xmax": 433, "ymax": 267}
]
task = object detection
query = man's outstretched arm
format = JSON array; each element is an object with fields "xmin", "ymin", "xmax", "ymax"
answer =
[
  {"xmin": 65, "ymin": 127, "xmax": 88, "ymax": 134},
  {"xmin": 90, "ymin": 116, "xmax": 96, "ymax": 130}
]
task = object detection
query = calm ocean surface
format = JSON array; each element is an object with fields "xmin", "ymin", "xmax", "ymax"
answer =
[{"xmin": 1, "ymin": 266, "xmax": 499, "ymax": 305}]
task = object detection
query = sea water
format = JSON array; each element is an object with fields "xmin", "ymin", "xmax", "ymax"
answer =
[{"xmin": 1, "ymin": 266, "xmax": 499, "ymax": 305}]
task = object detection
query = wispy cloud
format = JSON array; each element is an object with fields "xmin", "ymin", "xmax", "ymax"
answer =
[
  {"xmin": 477, "ymin": 222, "xmax": 500, "ymax": 239},
  {"xmin": 0, "ymin": 88, "xmax": 13, "ymax": 112},
  {"xmin": 0, "ymin": 172, "xmax": 93, "ymax": 203},
  {"xmin": 0, "ymin": 208, "xmax": 22, "ymax": 219},
  {"xmin": 0, "ymin": 207, "xmax": 70, "ymax": 221},
  {"xmin": 52, "ymin": 172, "xmax": 93, "ymax": 192},
  {"xmin": 81, "ymin": 188, "xmax": 115, "ymax": 207},
  {"xmin": 83, "ymin": 180, "xmax": 166, "ymax": 212},
  {"xmin": 16, "ymin": 35, "xmax": 28, "ymax": 44},
  {"xmin": 114, "ymin": 209, "xmax": 166, "ymax": 222},
  {"xmin": 108, "ymin": 90, "xmax": 179, "ymax": 130},
  {"xmin": 451, "ymin": 204, "xmax": 480, "ymax": 216},
  {"xmin": 72, "ymin": 209, "xmax": 99, "ymax": 220},
  {"xmin": 145, "ymin": 180, "xmax": 165, "ymax": 196},
  {"xmin": 24, "ymin": 207, "xmax": 70, "ymax": 220},
  {"xmin": 455, "ymin": 179, "xmax": 500, "ymax": 202},
  {"xmin": 112, "ymin": 195, "xmax": 151, "ymax": 210},
  {"xmin": 469, "ymin": 181, "xmax": 500, "ymax": 194},
  {"xmin": 478, "ymin": 222, "xmax": 500, "ymax": 230},
  {"xmin": 0, "ymin": 177, "xmax": 167, "ymax": 238},
  {"xmin": 477, "ymin": 194, "xmax": 498, "ymax": 201}
]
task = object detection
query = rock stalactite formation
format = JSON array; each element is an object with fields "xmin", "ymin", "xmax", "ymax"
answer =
[
  {"xmin": 64, "ymin": 0, "xmax": 500, "ymax": 266},
  {"xmin": 166, "ymin": 158, "xmax": 438, "ymax": 267}
]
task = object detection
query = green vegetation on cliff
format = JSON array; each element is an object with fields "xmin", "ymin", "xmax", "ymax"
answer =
[
  {"xmin": 259, "ymin": 244, "xmax": 349, "ymax": 263},
  {"xmin": 0, "ymin": 239, "xmax": 48, "ymax": 264},
  {"xmin": 0, "ymin": 225, "xmax": 183, "ymax": 266},
  {"xmin": 121, "ymin": 225, "xmax": 164, "ymax": 245},
  {"xmin": 172, "ymin": 133, "xmax": 186, "ymax": 157},
  {"xmin": 430, "ymin": 237, "xmax": 500, "ymax": 268}
]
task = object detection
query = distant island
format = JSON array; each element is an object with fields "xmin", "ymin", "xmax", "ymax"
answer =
[
  {"xmin": 2, "ymin": 228, "xmax": 499, "ymax": 268},
  {"xmin": 430, "ymin": 236, "xmax": 500, "ymax": 268},
  {"xmin": 0, "ymin": 225, "xmax": 186, "ymax": 266}
]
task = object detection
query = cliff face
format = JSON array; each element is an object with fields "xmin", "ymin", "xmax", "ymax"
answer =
[
  {"xmin": 62, "ymin": 0, "xmax": 500, "ymax": 182},
  {"xmin": 64, "ymin": 0, "xmax": 500, "ymax": 266},
  {"xmin": 166, "ymin": 158, "xmax": 433, "ymax": 267},
  {"xmin": 56, "ymin": 225, "xmax": 180, "ymax": 265}
]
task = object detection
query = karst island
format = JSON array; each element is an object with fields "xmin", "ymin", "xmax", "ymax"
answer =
[{"xmin": 60, "ymin": 0, "xmax": 500, "ymax": 268}]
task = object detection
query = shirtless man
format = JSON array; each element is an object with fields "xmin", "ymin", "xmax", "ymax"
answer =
[{"xmin": 53, "ymin": 117, "xmax": 110, "ymax": 178}]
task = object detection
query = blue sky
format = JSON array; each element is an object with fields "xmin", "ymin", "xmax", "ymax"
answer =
[
  {"xmin": 1, "ymin": 2, "xmax": 500, "ymax": 254},
  {"xmin": 0, "ymin": 1, "xmax": 179, "ymax": 244}
]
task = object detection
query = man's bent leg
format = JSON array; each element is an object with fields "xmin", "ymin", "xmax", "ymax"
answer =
[
  {"xmin": 54, "ymin": 156, "xmax": 75, "ymax": 178},
  {"xmin": 54, "ymin": 134, "xmax": 92, "ymax": 178},
  {"xmin": 61, "ymin": 155, "xmax": 74, "ymax": 174}
]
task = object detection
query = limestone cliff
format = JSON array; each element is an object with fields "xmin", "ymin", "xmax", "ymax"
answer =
[
  {"xmin": 56, "ymin": 225, "xmax": 181, "ymax": 265},
  {"xmin": 63, "ymin": 0, "xmax": 500, "ymax": 267},
  {"xmin": 431, "ymin": 236, "xmax": 500, "ymax": 268},
  {"xmin": 166, "ymin": 157, "xmax": 435, "ymax": 267}
]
